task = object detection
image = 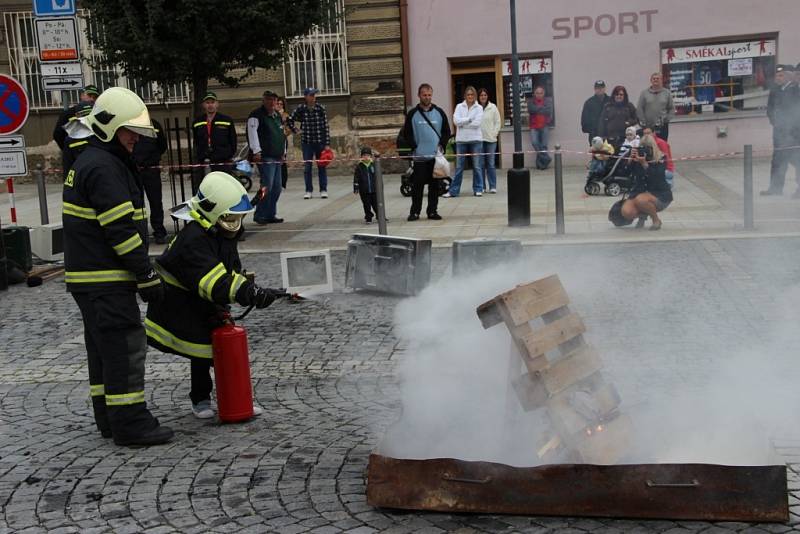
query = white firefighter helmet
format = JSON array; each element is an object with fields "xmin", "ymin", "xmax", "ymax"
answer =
[
  {"xmin": 189, "ymin": 171, "xmax": 254, "ymax": 232},
  {"xmin": 81, "ymin": 87, "xmax": 155, "ymax": 142}
]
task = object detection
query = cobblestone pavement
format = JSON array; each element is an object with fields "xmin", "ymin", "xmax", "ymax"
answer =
[{"xmin": 2, "ymin": 238, "xmax": 800, "ymax": 533}]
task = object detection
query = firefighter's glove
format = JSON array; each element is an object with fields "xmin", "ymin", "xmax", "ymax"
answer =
[
  {"xmin": 236, "ymin": 283, "xmax": 276, "ymax": 309},
  {"xmin": 137, "ymin": 269, "xmax": 164, "ymax": 303}
]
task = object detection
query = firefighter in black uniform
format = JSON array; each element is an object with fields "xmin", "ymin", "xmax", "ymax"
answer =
[
  {"xmin": 62, "ymin": 87, "xmax": 173, "ymax": 447},
  {"xmin": 53, "ymin": 85, "xmax": 99, "ymax": 178},
  {"xmin": 192, "ymin": 91, "xmax": 237, "ymax": 191},
  {"xmin": 133, "ymin": 118, "xmax": 169, "ymax": 243},
  {"xmin": 145, "ymin": 171, "xmax": 278, "ymax": 419}
]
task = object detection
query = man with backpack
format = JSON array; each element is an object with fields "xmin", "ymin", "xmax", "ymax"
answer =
[{"xmin": 398, "ymin": 83, "xmax": 451, "ymax": 221}]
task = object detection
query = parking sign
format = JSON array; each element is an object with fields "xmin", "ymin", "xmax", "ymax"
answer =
[{"xmin": 33, "ymin": 0, "xmax": 76, "ymax": 17}]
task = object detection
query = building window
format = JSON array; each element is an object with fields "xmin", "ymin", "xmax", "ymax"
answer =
[
  {"xmin": 501, "ymin": 56, "xmax": 554, "ymax": 128},
  {"xmin": 285, "ymin": 0, "xmax": 349, "ymax": 98},
  {"xmin": 661, "ymin": 37, "xmax": 777, "ymax": 118},
  {"xmin": 2, "ymin": 10, "xmax": 191, "ymax": 111}
]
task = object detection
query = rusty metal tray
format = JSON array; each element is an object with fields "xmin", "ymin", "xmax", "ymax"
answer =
[{"xmin": 366, "ymin": 454, "xmax": 788, "ymax": 522}]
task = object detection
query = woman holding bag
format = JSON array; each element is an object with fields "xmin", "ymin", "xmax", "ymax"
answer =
[
  {"xmin": 478, "ymin": 88, "xmax": 501, "ymax": 193},
  {"xmin": 445, "ymin": 86, "xmax": 484, "ymax": 197}
]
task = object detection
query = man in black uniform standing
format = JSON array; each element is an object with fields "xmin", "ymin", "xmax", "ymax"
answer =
[
  {"xmin": 62, "ymin": 87, "xmax": 173, "ymax": 447},
  {"xmin": 580, "ymin": 80, "xmax": 611, "ymax": 145},
  {"xmin": 133, "ymin": 118, "xmax": 169, "ymax": 243},
  {"xmin": 192, "ymin": 91, "xmax": 237, "ymax": 191},
  {"xmin": 762, "ymin": 65, "xmax": 799, "ymax": 196},
  {"xmin": 53, "ymin": 85, "xmax": 100, "ymax": 178}
]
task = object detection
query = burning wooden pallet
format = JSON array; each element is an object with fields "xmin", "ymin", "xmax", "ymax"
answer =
[{"xmin": 476, "ymin": 274, "xmax": 631, "ymax": 464}]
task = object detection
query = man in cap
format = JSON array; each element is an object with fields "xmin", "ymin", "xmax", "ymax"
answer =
[
  {"xmin": 286, "ymin": 87, "xmax": 332, "ymax": 199},
  {"xmin": 247, "ymin": 90, "xmax": 287, "ymax": 223},
  {"xmin": 762, "ymin": 65, "xmax": 800, "ymax": 195},
  {"xmin": 62, "ymin": 87, "xmax": 173, "ymax": 447},
  {"xmin": 53, "ymin": 84, "xmax": 101, "ymax": 178},
  {"xmin": 132, "ymin": 117, "xmax": 169, "ymax": 243},
  {"xmin": 192, "ymin": 91, "xmax": 238, "ymax": 191},
  {"xmin": 581, "ymin": 81, "xmax": 611, "ymax": 145}
]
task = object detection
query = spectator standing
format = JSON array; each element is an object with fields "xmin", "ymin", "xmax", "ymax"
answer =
[
  {"xmin": 448, "ymin": 86, "xmax": 484, "ymax": 197},
  {"xmin": 581, "ymin": 80, "xmax": 611, "ymax": 145},
  {"xmin": 248, "ymin": 90, "xmax": 286, "ymax": 224},
  {"xmin": 762, "ymin": 65, "xmax": 799, "ymax": 196},
  {"xmin": 792, "ymin": 64, "xmax": 800, "ymax": 199},
  {"xmin": 287, "ymin": 87, "xmax": 331, "ymax": 199},
  {"xmin": 527, "ymin": 86, "xmax": 553, "ymax": 170},
  {"xmin": 399, "ymin": 83, "xmax": 451, "ymax": 221},
  {"xmin": 636, "ymin": 72, "xmax": 674, "ymax": 140},
  {"xmin": 275, "ymin": 96, "xmax": 291, "ymax": 190},
  {"xmin": 192, "ymin": 91, "xmax": 237, "ymax": 190},
  {"xmin": 353, "ymin": 147, "xmax": 379, "ymax": 224},
  {"xmin": 642, "ymin": 126, "xmax": 674, "ymax": 188},
  {"xmin": 132, "ymin": 118, "xmax": 169, "ymax": 243},
  {"xmin": 478, "ymin": 88, "xmax": 501, "ymax": 194},
  {"xmin": 598, "ymin": 86, "xmax": 639, "ymax": 147}
]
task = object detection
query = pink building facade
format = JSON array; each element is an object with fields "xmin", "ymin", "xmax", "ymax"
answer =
[{"xmin": 405, "ymin": 0, "xmax": 800, "ymax": 166}]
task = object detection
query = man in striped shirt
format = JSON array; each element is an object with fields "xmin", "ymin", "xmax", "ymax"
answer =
[{"xmin": 287, "ymin": 87, "xmax": 332, "ymax": 199}]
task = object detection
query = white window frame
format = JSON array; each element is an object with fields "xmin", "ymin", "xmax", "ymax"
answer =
[
  {"xmin": 284, "ymin": 0, "xmax": 349, "ymax": 98},
  {"xmin": 3, "ymin": 9, "xmax": 191, "ymax": 110}
]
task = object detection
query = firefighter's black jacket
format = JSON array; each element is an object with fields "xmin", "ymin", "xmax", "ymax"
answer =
[
  {"xmin": 53, "ymin": 102, "xmax": 93, "ymax": 150},
  {"xmin": 192, "ymin": 113, "xmax": 237, "ymax": 164},
  {"xmin": 133, "ymin": 118, "xmax": 168, "ymax": 168},
  {"xmin": 145, "ymin": 220, "xmax": 251, "ymax": 360},
  {"xmin": 63, "ymin": 137, "xmax": 150, "ymax": 293}
]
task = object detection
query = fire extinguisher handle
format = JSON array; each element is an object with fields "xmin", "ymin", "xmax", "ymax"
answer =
[{"xmin": 233, "ymin": 304, "xmax": 255, "ymax": 322}]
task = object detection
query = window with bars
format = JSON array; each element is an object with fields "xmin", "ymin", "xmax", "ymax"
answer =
[
  {"xmin": 3, "ymin": 10, "xmax": 191, "ymax": 110},
  {"xmin": 285, "ymin": 0, "xmax": 349, "ymax": 98}
]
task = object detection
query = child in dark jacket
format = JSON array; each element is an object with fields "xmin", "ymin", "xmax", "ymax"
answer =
[{"xmin": 353, "ymin": 147, "xmax": 380, "ymax": 223}]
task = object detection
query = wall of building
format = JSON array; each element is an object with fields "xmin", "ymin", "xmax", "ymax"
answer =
[{"xmin": 406, "ymin": 0, "xmax": 800, "ymax": 166}]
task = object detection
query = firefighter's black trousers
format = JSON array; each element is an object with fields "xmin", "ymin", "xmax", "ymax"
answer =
[{"xmin": 73, "ymin": 291, "xmax": 159, "ymax": 439}]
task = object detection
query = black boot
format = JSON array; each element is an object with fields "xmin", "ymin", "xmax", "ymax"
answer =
[{"xmin": 113, "ymin": 425, "xmax": 175, "ymax": 447}]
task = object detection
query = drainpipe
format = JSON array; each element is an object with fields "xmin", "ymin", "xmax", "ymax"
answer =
[{"xmin": 399, "ymin": 0, "xmax": 411, "ymax": 106}]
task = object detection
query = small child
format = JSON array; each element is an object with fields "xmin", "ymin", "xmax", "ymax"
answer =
[
  {"xmin": 354, "ymin": 147, "xmax": 380, "ymax": 223},
  {"xmin": 589, "ymin": 136, "xmax": 614, "ymax": 177},
  {"xmin": 622, "ymin": 126, "xmax": 640, "ymax": 149}
]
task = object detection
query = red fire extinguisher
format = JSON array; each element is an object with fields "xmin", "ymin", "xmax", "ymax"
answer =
[{"xmin": 211, "ymin": 305, "xmax": 255, "ymax": 423}]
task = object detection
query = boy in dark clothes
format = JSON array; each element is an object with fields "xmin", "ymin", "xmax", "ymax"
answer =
[{"xmin": 353, "ymin": 147, "xmax": 380, "ymax": 223}]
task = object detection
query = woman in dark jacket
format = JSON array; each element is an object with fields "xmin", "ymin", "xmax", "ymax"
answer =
[
  {"xmin": 597, "ymin": 85, "xmax": 638, "ymax": 147},
  {"xmin": 620, "ymin": 134, "xmax": 673, "ymax": 230}
]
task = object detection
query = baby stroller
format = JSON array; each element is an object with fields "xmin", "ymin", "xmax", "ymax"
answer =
[
  {"xmin": 584, "ymin": 144, "xmax": 636, "ymax": 197},
  {"xmin": 400, "ymin": 160, "xmax": 452, "ymax": 197},
  {"xmin": 231, "ymin": 144, "xmax": 254, "ymax": 192}
]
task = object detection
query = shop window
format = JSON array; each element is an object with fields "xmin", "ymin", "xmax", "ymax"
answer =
[
  {"xmin": 661, "ymin": 37, "xmax": 776, "ymax": 117},
  {"xmin": 501, "ymin": 57, "xmax": 554, "ymax": 128}
]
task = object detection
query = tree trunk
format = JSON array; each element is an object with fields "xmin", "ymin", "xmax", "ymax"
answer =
[{"xmin": 192, "ymin": 76, "xmax": 208, "ymax": 119}]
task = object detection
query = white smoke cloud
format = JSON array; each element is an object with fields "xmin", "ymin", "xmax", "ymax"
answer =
[{"xmin": 378, "ymin": 246, "xmax": 800, "ymax": 466}]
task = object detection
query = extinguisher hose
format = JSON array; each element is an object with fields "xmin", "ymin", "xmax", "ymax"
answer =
[{"xmin": 234, "ymin": 304, "xmax": 255, "ymax": 321}]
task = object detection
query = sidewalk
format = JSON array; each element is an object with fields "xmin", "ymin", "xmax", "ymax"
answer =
[{"xmin": 4, "ymin": 156, "xmax": 800, "ymax": 252}]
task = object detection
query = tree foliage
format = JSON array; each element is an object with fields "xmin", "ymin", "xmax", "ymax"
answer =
[{"xmin": 83, "ymin": 0, "xmax": 332, "ymax": 113}]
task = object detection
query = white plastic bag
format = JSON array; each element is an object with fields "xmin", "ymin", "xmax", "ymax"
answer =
[{"xmin": 433, "ymin": 149, "xmax": 450, "ymax": 178}]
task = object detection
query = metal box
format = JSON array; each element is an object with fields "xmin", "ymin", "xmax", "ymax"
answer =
[
  {"xmin": 452, "ymin": 238, "xmax": 522, "ymax": 276},
  {"xmin": 30, "ymin": 223, "xmax": 64, "ymax": 262},
  {"xmin": 345, "ymin": 234, "xmax": 431, "ymax": 296},
  {"xmin": 280, "ymin": 249, "xmax": 333, "ymax": 296}
]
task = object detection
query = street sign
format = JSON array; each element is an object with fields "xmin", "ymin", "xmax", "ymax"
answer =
[
  {"xmin": 0, "ymin": 150, "xmax": 28, "ymax": 177},
  {"xmin": 0, "ymin": 75, "xmax": 30, "ymax": 135},
  {"xmin": 0, "ymin": 135, "xmax": 25, "ymax": 149},
  {"xmin": 35, "ymin": 17, "xmax": 79, "ymax": 62},
  {"xmin": 42, "ymin": 75, "xmax": 84, "ymax": 91},
  {"xmin": 40, "ymin": 61, "xmax": 81, "ymax": 77},
  {"xmin": 33, "ymin": 0, "xmax": 76, "ymax": 16}
]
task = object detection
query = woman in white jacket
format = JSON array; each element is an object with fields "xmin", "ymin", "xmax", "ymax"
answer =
[
  {"xmin": 478, "ymin": 88, "xmax": 501, "ymax": 193},
  {"xmin": 446, "ymin": 86, "xmax": 484, "ymax": 197}
]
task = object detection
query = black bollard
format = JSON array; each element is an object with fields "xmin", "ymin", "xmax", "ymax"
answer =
[
  {"xmin": 374, "ymin": 155, "xmax": 388, "ymax": 235},
  {"xmin": 743, "ymin": 144, "xmax": 753, "ymax": 230},
  {"xmin": 507, "ymin": 157, "xmax": 531, "ymax": 226},
  {"xmin": 554, "ymin": 144, "xmax": 565, "ymax": 235}
]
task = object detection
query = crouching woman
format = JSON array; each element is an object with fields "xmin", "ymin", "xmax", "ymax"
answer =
[{"xmin": 611, "ymin": 134, "xmax": 672, "ymax": 231}]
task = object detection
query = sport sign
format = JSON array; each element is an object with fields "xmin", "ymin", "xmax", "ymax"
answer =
[
  {"xmin": 0, "ymin": 75, "xmax": 30, "ymax": 135},
  {"xmin": 35, "ymin": 17, "xmax": 80, "ymax": 62}
]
